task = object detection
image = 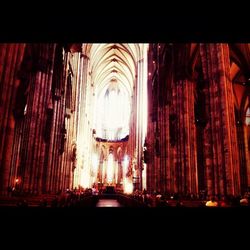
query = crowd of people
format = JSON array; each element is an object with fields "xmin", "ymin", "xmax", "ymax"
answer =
[
  {"xmin": 11, "ymin": 186, "xmax": 250, "ymax": 207},
  {"xmin": 126, "ymin": 189, "xmax": 250, "ymax": 207}
]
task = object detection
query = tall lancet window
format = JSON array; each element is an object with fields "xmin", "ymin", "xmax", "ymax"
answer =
[{"xmin": 95, "ymin": 81, "xmax": 130, "ymax": 141}]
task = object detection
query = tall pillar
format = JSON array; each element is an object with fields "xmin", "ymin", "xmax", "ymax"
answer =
[
  {"xmin": 200, "ymin": 43, "xmax": 240, "ymax": 196},
  {"xmin": 235, "ymin": 111, "xmax": 248, "ymax": 193},
  {"xmin": 244, "ymin": 124, "xmax": 250, "ymax": 187},
  {"xmin": 170, "ymin": 78, "xmax": 197, "ymax": 194},
  {"xmin": 0, "ymin": 44, "xmax": 26, "ymax": 195},
  {"xmin": 14, "ymin": 44, "xmax": 56, "ymax": 194},
  {"xmin": 74, "ymin": 51, "xmax": 90, "ymax": 188},
  {"xmin": 146, "ymin": 44, "xmax": 198, "ymax": 195}
]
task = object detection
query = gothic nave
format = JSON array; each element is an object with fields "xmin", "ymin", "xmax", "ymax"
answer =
[{"xmin": 0, "ymin": 43, "xmax": 250, "ymax": 207}]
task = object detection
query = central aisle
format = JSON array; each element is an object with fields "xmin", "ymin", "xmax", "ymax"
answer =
[{"xmin": 96, "ymin": 199, "xmax": 123, "ymax": 207}]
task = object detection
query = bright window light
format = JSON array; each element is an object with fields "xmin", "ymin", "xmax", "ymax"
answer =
[
  {"xmin": 122, "ymin": 155, "xmax": 133, "ymax": 193},
  {"xmin": 107, "ymin": 154, "xmax": 114, "ymax": 184},
  {"xmin": 95, "ymin": 85, "xmax": 130, "ymax": 141},
  {"xmin": 124, "ymin": 178, "xmax": 133, "ymax": 194},
  {"xmin": 92, "ymin": 153, "xmax": 99, "ymax": 174},
  {"xmin": 123, "ymin": 155, "xmax": 129, "ymax": 178},
  {"xmin": 81, "ymin": 169, "xmax": 90, "ymax": 188},
  {"xmin": 246, "ymin": 107, "xmax": 250, "ymax": 126}
]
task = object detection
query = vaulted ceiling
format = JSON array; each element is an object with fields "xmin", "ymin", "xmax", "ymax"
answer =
[
  {"xmin": 80, "ymin": 43, "xmax": 147, "ymax": 141},
  {"xmin": 88, "ymin": 43, "xmax": 141, "ymax": 98}
]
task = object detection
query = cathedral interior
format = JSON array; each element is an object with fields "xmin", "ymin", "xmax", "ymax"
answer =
[{"xmin": 0, "ymin": 43, "xmax": 250, "ymax": 207}]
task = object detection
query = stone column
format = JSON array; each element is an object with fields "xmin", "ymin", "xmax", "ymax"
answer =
[
  {"xmin": 200, "ymin": 43, "xmax": 240, "ymax": 196},
  {"xmin": 235, "ymin": 115, "xmax": 248, "ymax": 193},
  {"xmin": 169, "ymin": 78, "xmax": 197, "ymax": 194},
  {"xmin": 0, "ymin": 44, "xmax": 26, "ymax": 195},
  {"xmin": 15, "ymin": 44, "xmax": 56, "ymax": 194}
]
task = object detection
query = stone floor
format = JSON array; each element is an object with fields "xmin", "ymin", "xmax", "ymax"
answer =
[{"xmin": 96, "ymin": 199, "xmax": 122, "ymax": 207}]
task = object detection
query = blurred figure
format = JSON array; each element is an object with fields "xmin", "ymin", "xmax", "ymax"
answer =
[
  {"xmin": 205, "ymin": 197, "xmax": 218, "ymax": 207},
  {"xmin": 240, "ymin": 195, "xmax": 249, "ymax": 206},
  {"xmin": 219, "ymin": 196, "xmax": 228, "ymax": 207}
]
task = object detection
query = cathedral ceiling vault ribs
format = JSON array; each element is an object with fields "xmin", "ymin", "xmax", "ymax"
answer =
[
  {"xmin": 88, "ymin": 43, "xmax": 140, "ymax": 98},
  {"xmin": 81, "ymin": 44, "xmax": 145, "ymax": 142}
]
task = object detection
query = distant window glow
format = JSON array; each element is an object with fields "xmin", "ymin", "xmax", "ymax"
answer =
[
  {"xmin": 122, "ymin": 155, "xmax": 133, "ymax": 193},
  {"xmin": 81, "ymin": 169, "xmax": 90, "ymax": 188},
  {"xmin": 124, "ymin": 178, "xmax": 133, "ymax": 194},
  {"xmin": 123, "ymin": 155, "xmax": 129, "ymax": 178},
  {"xmin": 246, "ymin": 107, "xmax": 250, "ymax": 126},
  {"xmin": 92, "ymin": 153, "xmax": 99, "ymax": 174},
  {"xmin": 24, "ymin": 104, "xmax": 27, "ymax": 115},
  {"xmin": 107, "ymin": 154, "xmax": 114, "ymax": 183},
  {"xmin": 95, "ymin": 85, "xmax": 130, "ymax": 141}
]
